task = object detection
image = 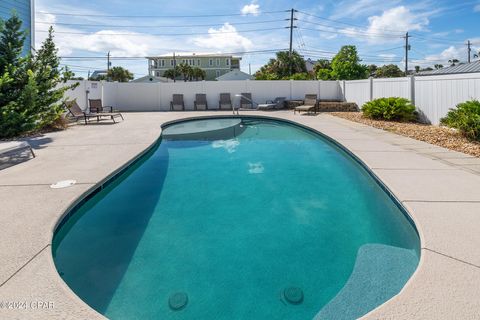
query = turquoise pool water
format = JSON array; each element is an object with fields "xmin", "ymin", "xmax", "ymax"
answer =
[{"xmin": 53, "ymin": 117, "xmax": 420, "ymax": 320}]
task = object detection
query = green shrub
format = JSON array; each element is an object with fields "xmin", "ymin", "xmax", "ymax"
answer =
[
  {"xmin": 362, "ymin": 97, "xmax": 416, "ymax": 121},
  {"xmin": 440, "ymin": 100, "xmax": 480, "ymax": 140}
]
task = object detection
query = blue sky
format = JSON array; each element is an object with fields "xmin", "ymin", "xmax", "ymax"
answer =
[{"xmin": 33, "ymin": 0, "xmax": 480, "ymax": 78}]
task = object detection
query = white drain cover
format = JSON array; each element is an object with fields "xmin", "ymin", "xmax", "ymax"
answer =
[{"xmin": 50, "ymin": 180, "xmax": 76, "ymax": 189}]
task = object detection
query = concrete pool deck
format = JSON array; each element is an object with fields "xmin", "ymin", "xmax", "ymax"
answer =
[{"xmin": 0, "ymin": 111, "xmax": 479, "ymax": 319}]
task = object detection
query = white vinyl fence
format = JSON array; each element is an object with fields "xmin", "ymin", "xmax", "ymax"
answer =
[
  {"xmin": 343, "ymin": 73, "xmax": 480, "ymax": 124},
  {"xmin": 64, "ymin": 73, "xmax": 480, "ymax": 125},
  {"xmin": 65, "ymin": 80, "xmax": 342, "ymax": 112}
]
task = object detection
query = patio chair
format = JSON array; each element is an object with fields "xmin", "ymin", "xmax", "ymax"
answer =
[
  {"xmin": 0, "ymin": 141, "xmax": 35, "ymax": 158},
  {"xmin": 294, "ymin": 94, "xmax": 318, "ymax": 114},
  {"xmin": 66, "ymin": 100, "xmax": 123, "ymax": 124},
  {"xmin": 194, "ymin": 94, "xmax": 208, "ymax": 110},
  {"xmin": 89, "ymin": 99, "xmax": 115, "ymax": 113},
  {"xmin": 257, "ymin": 97, "xmax": 286, "ymax": 110},
  {"xmin": 219, "ymin": 93, "xmax": 232, "ymax": 110},
  {"xmin": 240, "ymin": 93, "xmax": 253, "ymax": 109},
  {"xmin": 170, "ymin": 94, "xmax": 185, "ymax": 111}
]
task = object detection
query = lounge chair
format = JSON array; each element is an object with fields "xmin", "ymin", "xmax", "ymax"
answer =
[
  {"xmin": 89, "ymin": 99, "xmax": 116, "ymax": 113},
  {"xmin": 170, "ymin": 94, "xmax": 185, "ymax": 111},
  {"xmin": 219, "ymin": 93, "xmax": 232, "ymax": 110},
  {"xmin": 239, "ymin": 93, "xmax": 253, "ymax": 109},
  {"xmin": 257, "ymin": 97, "xmax": 286, "ymax": 110},
  {"xmin": 194, "ymin": 94, "xmax": 208, "ymax": 110},
  {"xmin": 0, "ymin": 141, "xmax": 35, "ymax": 158},
  {"xmin": 294, "ymin": 94, "xmax": 318, "ymax": 114},
  {"xmin": 66, "ymin": 100, "xmax": 123, "ymax": 124}
]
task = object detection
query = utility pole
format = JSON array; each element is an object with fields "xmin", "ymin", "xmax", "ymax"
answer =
[
  {"xmin": 107, "ymin": 51, "xmax": 111, "ymax": 72},
  {"xmin": 288, "ymin": 8, "xmax": 297, "ymax": 76},
  {"xmin": 87, "ymin": 70, "xmax": 90, "ymax": 81},
  {"xmin": 249, "ymin": 63, "xmax": 251, "ymax": 75},
  {"xmin": 467, "ymin": 40, "xmax": 472, "ymax": 63},
  {"xmin": 173, "ymin": 52, "xmax": 176, "ymax": 83},
  {"xmin": 404, "ymin": 32, "xmax": 410, "ymax": 76}
]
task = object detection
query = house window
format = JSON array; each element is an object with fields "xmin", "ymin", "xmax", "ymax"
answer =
[
  {"xmin": 209, "ymin": 59, "xmax": 213, "ymax": 66},
  {"xmin": 216, "ymin": 70, "xmax": 221, "ymax": 77},
  {"xmin": 170, "ymin": 60, "xmax": 174, "ymax": 66},
  {"xmin": 226, "ymin": 58, "xmax": 230, "ymax": 66},
  {"xmin": 152, "ymin": 60, "xmax": 157, "ymax": 68},
  {"xmin": 156, "ymin": 71, "xmax": 160, "ymax": 76},
  {"xmin": 216, "ymin": 58, "xmax": 220, "ymax": 66},
  {"xmin": 197, "ymin": 59, "xmax": 201, "ymax": 66},
  {"xmin": 160, "ymin": 60, "xmax": 165, "ymax": 67}
]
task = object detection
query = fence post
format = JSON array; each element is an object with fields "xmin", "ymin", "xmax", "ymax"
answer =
[
  {"xmin": 369, "ymin": 77, "xmax": 373, "ymax": 101},
  {"xmin": 341, "ymin": 80, "xmax": 346, "ymax": 101},
  {"xmin": 289, "ymin": 79, "xmax": 293, "ymax": 99},
  {"xmin": 157, "ymin": 82, "xmax": 162, "ymax": 111},
  {"xmin": 409, "ymin": 76, "xmax": 415, "ymax": 105}
]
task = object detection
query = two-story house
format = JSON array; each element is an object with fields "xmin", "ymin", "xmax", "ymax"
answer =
[{"xmin": 146, "ymin": 53, "xmax": 241, "ymax": 81}]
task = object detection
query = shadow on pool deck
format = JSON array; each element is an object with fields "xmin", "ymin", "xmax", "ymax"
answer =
[{"xmin": 52, "ymin": 141, "xmax": 169, "ymax": 313}]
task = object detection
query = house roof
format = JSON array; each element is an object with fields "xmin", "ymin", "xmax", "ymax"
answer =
[
  {"xmin": 146, "ymin": 52, "xmax": 242, "ymax": 59},
  {"xmin": 130, "ymin": 75, "xmax": 172, "ymax": 83},
  {"xmin": 216, "ymin": 70, "xmax": 253, "ymax": 81},
  {"xmin": 417, "ymin": 60, "xmax": 480, "ymax": 76}
]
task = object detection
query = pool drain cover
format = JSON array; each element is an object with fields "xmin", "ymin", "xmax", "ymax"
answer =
[
  {"xmin": 283, "ymin": 287, "xmax": 304, "ymax": 305},
  {"xmin": 169, "ymin": 292, "xmax": 188, "ymax": 311}
]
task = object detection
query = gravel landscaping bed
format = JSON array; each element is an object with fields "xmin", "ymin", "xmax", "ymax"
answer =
[{"xmin": 329, "ymin": 112, "xmax": 480, "ymax": 158}]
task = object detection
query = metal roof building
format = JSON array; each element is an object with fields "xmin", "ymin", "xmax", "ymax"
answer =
[{"xmin": 417, "ymin": 61, "xmax": 480, "ymax": 76}]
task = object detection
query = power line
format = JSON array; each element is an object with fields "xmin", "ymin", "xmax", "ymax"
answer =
[
  {"xmin": 59, "ymin": 49, "xmax": 289, "ymax": 60},
  {"xmin": 35, "ymin": 19, "xmax": 287, "ymax": 28},
  {"xmin": 297, "ymin": 19, "xmax": 402, "ymax": 37},
  {"xmin": 296, "ymin": 10, "xmax": 406, "ymax": 34},
  {"xmin": 36, "ymin": 27, "xmax": 287, "ymax": 36},
  {"xmin": 37, "ymin": 10, "xmax": 288, "ymax": 18},
  {"xmin": 298, "ymin": 27, "xmax": 402, "ymax": 39}
]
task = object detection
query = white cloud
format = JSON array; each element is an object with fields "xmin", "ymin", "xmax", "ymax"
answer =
[
  {"xmin": 367, "ymin": 6, "xmax": 428, "ymax": 34},
  {"xmin": 241, "ymin": 3, "xmax": 260, "ymax": 16},
  {"xmin": 475, "ymin": 4, "xmax": 480, "ymax": 12},
  {"xmin": 192, "ymin": 23, "xmax": 253, "ymax": 52},
  {"xmin": 340, "ymin": 6, "xmax": 430, "ymax": 44},
  {"xmin": 330, "ymin": 0, "xmax": 401, "ymax": 20}
]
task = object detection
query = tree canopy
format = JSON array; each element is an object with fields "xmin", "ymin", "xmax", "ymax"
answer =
[
  {"xmin": 374, "ymin": 64, "xmax": 404, "ymax": 78},
  {"xmin": 107, "ymin": 66, "xmax": 134, "ymax": 82},
  {"xmin": 330, "ymin": 45, "xmax": 368, "ymax": 80},
  {"xmin": 0, "ymin": 16, "xmax": 74, "ymax": 138},
  {"xmin": 254, "ymin": 50, "xmax": 307, "ymax": 80}
]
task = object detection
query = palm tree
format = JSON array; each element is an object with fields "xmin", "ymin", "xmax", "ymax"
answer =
[
  {"xmin": 448, "ymin": 59, "xmax": 459, "ymax": 67},
  {"xmin": 474, "ymin": 51, "xmax": 479, "ymax": 59},
  {"xmin": 191, "ymin": 67, "xmax": 206, "ymax": 81},
  {"xmin": 434, "ymin": 64, "xmax": 444, "ymax": 70},
  {"xmin": 107, "ymin": 66, "xmax": 134, "ymax": 82},
  {"xmin": 163, "ymin": 67, "xmax": 181, "ymax": 80},
  {"xmin": 414, "ymin": 65, "xmax": 420, "ymax": 73},
  {"xmin": 178, "ymin": 63, "xmax": 193, "ymax": 82}
]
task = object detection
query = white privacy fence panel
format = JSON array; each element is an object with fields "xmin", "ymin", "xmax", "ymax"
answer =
[
  {"xmin": 414, "ymin": 73, "xmax": 480, "ymax": 124},
  {"xmin": 63, "ymin": 80, "xmax": 344, "ymax": 111},
  {"xmin": 63, "ymin": 74, "xmax": 480, "ymax": 125},
  {"xmin": 245, "ymin": 81, "xmax": 291, "ymax": 105},
  {"xmin": 372, "ymin": 77, "xmax": 411, "ymax": 100},
  {"xmin": 160, "ymin": 82, "xmax": 206, "ymax": 111},
  {"xmin": 343, "ymin": 79, "xmax": 370, "ymax": 108},
  {"xmin": 321, "ymin": 81, "xmax": 343, "ymax": 100}
]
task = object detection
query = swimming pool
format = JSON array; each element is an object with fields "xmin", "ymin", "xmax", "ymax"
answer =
[{"xmin": 52, "ymin": 117, "xmax": 420, "ymax": 320}]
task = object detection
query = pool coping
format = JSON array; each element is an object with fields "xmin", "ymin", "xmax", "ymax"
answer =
[{"xmin": 1, "ymin": 111, "xmax": 479, "ymax": 319}]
